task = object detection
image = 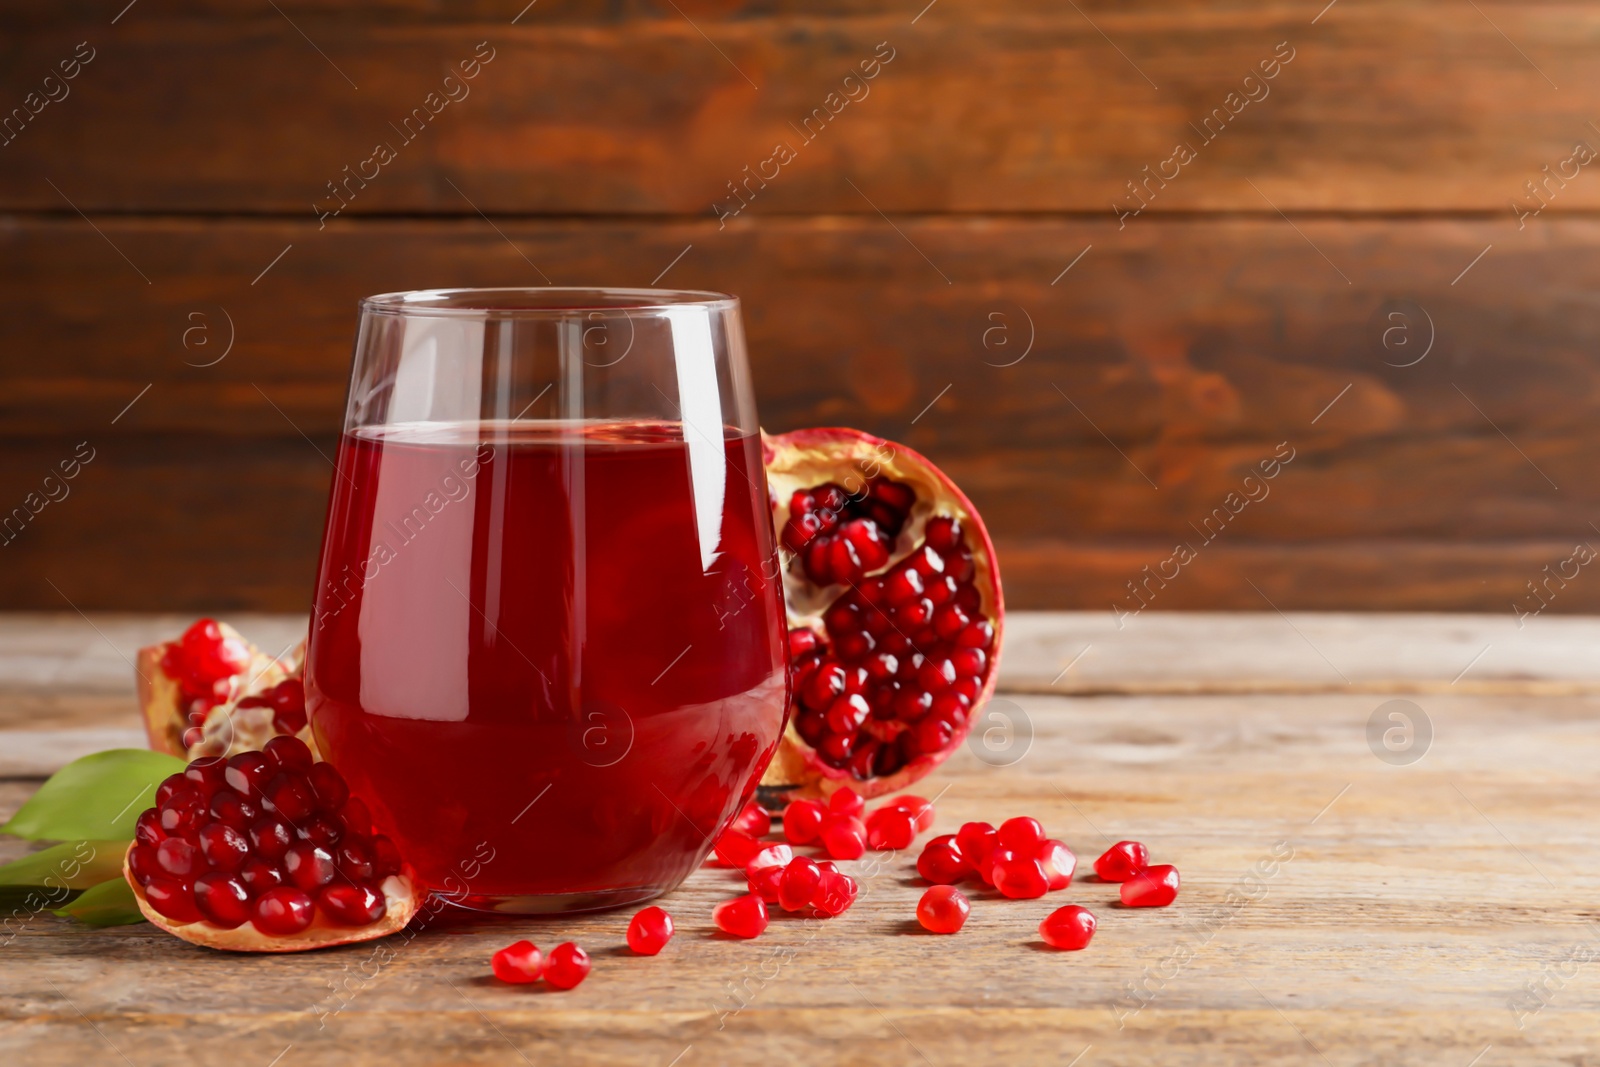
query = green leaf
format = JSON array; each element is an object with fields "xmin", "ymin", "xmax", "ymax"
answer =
[
  {"xmin": 52, "ymin": 877, "xmax": 145, "ymax": 928},
  {"xmin": 0, "ymin": 840, "xmax": 129, "ymax": 889},
  {"xmin": 1, "ymin": 749, "xmax": 185, "ymax": 841}
]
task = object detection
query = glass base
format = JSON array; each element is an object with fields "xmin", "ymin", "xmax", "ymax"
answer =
[{"xmin": 443, "ymin": 885, "xmax": 665, "ymax": 915}]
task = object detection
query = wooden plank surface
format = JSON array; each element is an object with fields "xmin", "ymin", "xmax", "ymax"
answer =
[
  {"xmin": 4, "ymin": 2, "xmax": 1600, "ymax": 214},
  {"xmin": 7, "ymin": 214, "xmax": 1600, "ymax": 612},
  {"xmin": 0, "ymin": 613, "xmax": 1596, "ymax": 1064}
]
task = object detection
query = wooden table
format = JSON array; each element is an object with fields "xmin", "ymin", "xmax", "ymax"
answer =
[{"xmin": 3, "ymin": 611, "xmax": 1597, "ymax": 1065}]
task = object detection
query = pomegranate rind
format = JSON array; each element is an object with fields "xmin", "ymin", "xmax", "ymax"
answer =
[
  {"xmin": 137, "ymin": 624, "xmax": 314, "ymax": 762},
  {"xmin": 123, "ymin": 845, "xmax": 418, "ymax": 953},
  {"xmin": 760, "ymin": 427, "xmax": 1004, "ymax": 801}
]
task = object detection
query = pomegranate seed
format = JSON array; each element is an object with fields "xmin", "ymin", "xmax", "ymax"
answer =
[
  {"xmin": 998, "ymin": 816, "xmax": 1046, "ymax": 851},
  {"xmin": 127, "ymin": 844, "xmax": 159, "ymax": 886},
  {"xmin": 626, "ymin": 906, "xmax": 674, "ymax": 955},
  {"xmin": 208, "ymin": 790, "xmax": 257, "ymax": 830},
  {"xmin": 994, "ymin": 856, "xmax": 1050, "ymax": 899},
  {"xmin": 336, "ymin": 840, "xmax": 374, "ymax": 881},
  {"xmin": 306, "ymin": 762, "xmax": 349, "ymax": 811},
  {"xmin": 916, "ymin": 835, "xmax": 970, "ymax": 884},
  {"xmin": 252, "ymin": 886, "xmax": 314, "ymax": 935},
  {"xmin": 885, "ymin": 795, "xmax": 936, "ymax": 832},
  {"xmin": 134, "ymin": 809, "xmax": 165, "ymax": 847},
  {"xmin": 263, "ymin": 772, "xmax": 316, "ymax": 822},
  {"xmin": 782, "ymin": 800, "xmax": 826, "ymax": 845},
  {"xmin": 748, "ymin": 865, "xmax": 784, "ymax": 904},
  {"xmin": 788, "ymin": 628, "xmax": 822, "ymax": 658},
  {"xmin": 153, "ymin": 836, "xmax": 199, "ymax": 879},
  {"xmin": 1037, "ymin": 839, "xmax": 1077, "ymax": 891},
  {"xmin": 916, "ymin": 658, "xmax": 956, "ymax": 692},
  {"xmin": 159, "ymin": 790, "xmax": 207, "ymax": 837},
  {"xmin": 713, "ymin": 829, "xmax": 764, "ymax": 869},
  {"xmin": 262, "ymin": 735, "xmax": 313, "ymax": 772},
  {"xmin": 778, "ymin": 857, "xmax": 822, "ymax": 911},
  {"xmin": 249, "ymin": 817, "xmax": 294, "ymax": 860},
  {"xmin": 371, "ymin": 835, "xmax": 402, "ymax": 878},
  {"xmin": 820, "ymin": 815, "xmax": 867, "ymax": 860},
  {"xmin": 923, "ymin": 515, "xmax": 964, "ymax": 553},
  {"xmin": 815, "ymin": 859, "xmax": 840, "ymax": 875},
  {"xmin": 270, "ymin": 680, "xmax": 309, "ymax": 735},
  {"xmin": 283, "ymin": 843, "xmax": 338, "ymax": 891},
  {"xmin": 193, "ymin": 872, "xmax": 251, "ymax": 928},
  {"xmin": 224, "ymin": 751, "xmax": 273, "ymax": 797},
  {"xmin": 745, "ymin": 844, "xmax": 793, "ymax": 878},
  {"xmin": 543, "ymin": 942, "xmax": 592, "ymax": 989},
  {"xmin": 1121, "ymin": 864, "xmax": 1180, "ymax": 907},
  {"xmin": 144, "ymin": 876, "xmax": 201, "ymax": 923},
  {"xmin": 197, "ymin": 822, "xmax": 250, "ymax": 872},
  {"xmin": 156, "ymin": 773, "xmax": 192, "ymax": 808},
  {"xmin": 893, "ymin": 689, "xmax": 934, "ymax": 721},
  {"xmin": 956, "ymin": 620, "xmax": 995, "ymax": 649},
  {"xmin": 803, "ymin": 663, "xmax": 847, "ymax": 710},
  {"xmin": 950, "ymin": 648, "xmax": 987, "ymax": 678},
  {"xmin": 956, "ymin": 822, "xmax": 998, "ymax": 870},
  {"xmin": 301, "ymin": 814, "xmax": 343, "ymax": 847},
  {"xmin": 884, "ymin": 567, "xmax": 924, "ymax": 606},
  {"xmin": 824, "ymin": 694, "xmax": 871, "ymax": 735},
  {"xmin": 1094, "ymin": 840, "xmax": 1149, "ymax": 882},
  {"xmin": 829, "ymin": 787, "xmax": 865, "ymax": 819},
  {"xmin": 339, "ymin": 796, "xmax": 373, "ymax": 837},
  {"xmin": 731, "ymin": 801, "xmax": 771, "ymax": 838},
  {"xmin": 933, "ymin": 604, "xmax": 970, "ymax": 640},
  {"xmin": 811, "ymin": 870, "xmax": 859, "ymax": 916},
  {"xmin": 713, "ymin": 894, "xmax": 769, "ymax": 939},
  {"xmin": 491, "ymin": 940, "xmax": 543, "ymax": 983},
  {"xmin": 865, "ymin": 807, "xmax": 917, "ymax": 851},
  {"xmin": 1039, "ymin": 905, "xmax": 1097, "ymax": 950},
  {"xmin": 916, "ymin": 885, "xmax": 970, "ymax": 934},
  {"xmin": 320, "ymin": 883, "xmax": 387, "ymax": 926},
  {"xmin": 239, "ymin": 856, "xmax": 283, "ymax": 894},
  {"xmin": 183, "ymin": 756, "xmax": 229, "ymax": 794}
]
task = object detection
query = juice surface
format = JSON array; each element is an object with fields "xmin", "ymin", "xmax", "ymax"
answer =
[{"xmin": 306, "ymin": 420, "xmax": 788, "ymax": 905}]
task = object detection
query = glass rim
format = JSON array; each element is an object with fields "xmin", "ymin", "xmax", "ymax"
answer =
[{"xmin": 359, "ymin": 286, "xmax": 740, "ymax": 317}]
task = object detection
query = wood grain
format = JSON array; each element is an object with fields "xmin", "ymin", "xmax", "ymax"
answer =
[
  {"xmin": 3, "ymin": 3, "xmax": 1599, "ymax": 214},
  {"xmin": 0, "ymin": 614, "xmax": 1596, "ymax": 1065}
]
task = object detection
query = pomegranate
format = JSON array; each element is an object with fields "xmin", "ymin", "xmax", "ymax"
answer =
[
  {"xmin": 492, "ymin": 940, "xmax": 544, "ymax": 983},
  {"xmin": 542, "ymin": 943, "xmax": 592, "ymax": 989},
  {"xmin": 136, "ymin": 618, "xmax": 312, "ymax": 762},
  {"xmin": 1039, "ymin": 905, "xmax": 1096, "ymax": 950},
  {"xmin": 627, "ymin": 906, "xmax": 674, "ymax": 955},
  {"xmin": 1122, "ymin": 864, "xmax": 1180, "ymax": 907},
  {"xmin": 916, "ymin": 885, "xmax": 970, "ymax": 934},
  {"xmin": 759, "ymin": 429, "xmax": 1003, "ymax": 801},
  {"xmin": 123, "ymin": 737, "xmax": 418, "ymax": 952}
]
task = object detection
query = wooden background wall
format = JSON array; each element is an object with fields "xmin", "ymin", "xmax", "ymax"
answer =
[{"xmin": 4, "ymin": 0, "xmax": 1599, "ymax": 614}]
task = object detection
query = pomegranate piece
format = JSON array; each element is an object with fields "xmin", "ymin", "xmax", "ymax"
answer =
[
  {"xmin": 820, "ymin": 815, "xmax": 868, "ymax": 860},
  {"xmin": 626, "ymin": 907, "xmax": 674, "ymax": 955},
  {"xmin": 713, "ymin": 894, "xmax": 770, "ymax": 939},
  {"xmin": 491, "ymin": 940, "xmax": 544, "ymax": 983},
  {"xmin": 136, "ymin": 618, "xmax": 310, "ymax": 762},
  {"xmin": 997, "ymin": 816, "xmax": 1046, "ymax": 851},
  {"xmin": 864, "ymin": 807, "xmax": 917, "ymax": 851},
  {"xmin": 993, "ymin": 855, "xmax": 1050, "ymax": 899},
  {"xmin": 123, "ymin": 746, "xmax": 417, "ymax": 953},
  {"xmin": 916, "ymin": 834, "xmax": 971, "ymax": 885},
  {"xmin": 712, "ymin": 829, "xmax": 764, "ymax": 869},
  {"xmin": 731, "ymin": 801, "xmax": 772, "ymax": 838},
  {"xmin": 1122, "ymin": 864, "xmax": 1180, "ymax": 907},
  {"xmin": 778, "ymin": 857, "xmax": 822, "ymax": 912},
  {"xmin": 916, "ymin": 885, "xmax": 970, "ymax": 934},
  {"xmin": 543, "ymin": 943, "xmax": 592, "ymax": 990},
  {"xmin": 1094, "ymin": 841, "xmax": 1150, "ymax": 883},
  {"xmin": 1037, "ymin": 839, "xmax": 1076, "ymax": 891},
  {"xmin": 1039, "ymin": 905, "xmax": 1097, "ymax": 950},
  {"xmin": 760, "ymin": 429, "xmax": 1004, "ymax": 801},
  {"xmin": 782, "ymin": 799, "xmax": 826, "ymax": 845}
]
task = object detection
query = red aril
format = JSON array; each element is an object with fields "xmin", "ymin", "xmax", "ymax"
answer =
[
  {"xmin": 1037, "ymin": 840, "xmax": 1076, "ymax": 891},
  {"xmin": 543, "ymin": 943, "xmax": 591, "ymax": 990},
  {"xmin": 1122, "ymin": 864, "xmax": 1180, "ymax": 907},
  {"xmin": 916, "ymin": 835, "xmax": 970, "ymax": 885},
  {"xmin": 993, "ymin": 855, "xmax": 1050, "ymax": 899},
  {"xmin": 714, "ymin": 894, "xmax": 770, "ymax": 939},
  {"xmin": 778, "ymin": 857, "xmax": 822, "ymax": 912},
  {"xmin": 884, "ymin": 795, "xmax": 936, "ymax": 833},
  {"xmin": 997, "ymin": 816, "xmax": 1046, "ymax": 851},
  {"xmin": 956, "ymin": 822, "xmax": 999, "ymax": 873},
  {"xmin": 820, "ymin": 815, "xmax": 868, "ymax": 860},
  {"xmin": 123, "ymin": 739, "xmax": 417, "ymax": 953},
  {"xmin": 828, "ymin": 787, "xmax": 865, "ymax": 819},
  {"xmin": 1039, "ymin": 905, "xmax": 1096, "ymax": 950},
  {"xmin": 745, "ymin": 844, "xmax": 793, "ymax": 878},
  {"xmin": 865, "ymin": 807, "xmax": 917, "ymax": 851},
  {"xmin": 761, "ymin": 430, "xmax": 1004, "ymax": 800},
  {"xmin": 812, "ymin": 870, "xmax": 859, "ymax": 917},
  {"xmin": 712, "ymin": 829, "xmax": 764, "ymax": 869},
  {"xmin": 749, "ymin": 864, "xmax": 784, "ymax": 905},
  {"xmin": 1094, "ymin": 841, "xmax": 1149, "ymax": 882},
  {"xmin": 782, "ymin": 799, "xmax": 826, "ymax": 845},
  {"xmin": 627, "ymin": 907, "xmax": 674, "ymax": 956},
  {"xmin": 731, "ymin": 801, "xmax": 772, "ymax": 838},
  {"xmin": 491, "ymin": 940, "xmax": 544, "ymax": 983},
  {"xmin": 916, "ymin": 885, "xmax": 970, "ymax": 934}
]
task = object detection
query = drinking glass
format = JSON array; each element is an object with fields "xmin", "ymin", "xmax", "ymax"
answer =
[{"xmin": 305, "ymin": 288, "xmax": 789, "ymax": 913}]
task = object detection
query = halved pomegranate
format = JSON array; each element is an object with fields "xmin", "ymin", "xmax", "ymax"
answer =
[
  {"xmin": 123, "ymin": 736, "xmax": 418, "ymax": 952},
  {"xmin": 137, "ymin": 618, "xmax": 312, "ymax": 762},
  {"xmin": 760, "ymin": 428, "xmax": 1003, "ymax": 800}
]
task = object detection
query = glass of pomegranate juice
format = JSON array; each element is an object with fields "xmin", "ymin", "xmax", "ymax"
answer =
[{"xmin": 306, "ymin": 288, "xmax": 788, "ymax": 913}]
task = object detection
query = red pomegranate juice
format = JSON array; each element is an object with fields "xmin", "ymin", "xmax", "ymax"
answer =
[{"xmin": 306, "ymin": 421, "xmax": 788, "ymax": 910}]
